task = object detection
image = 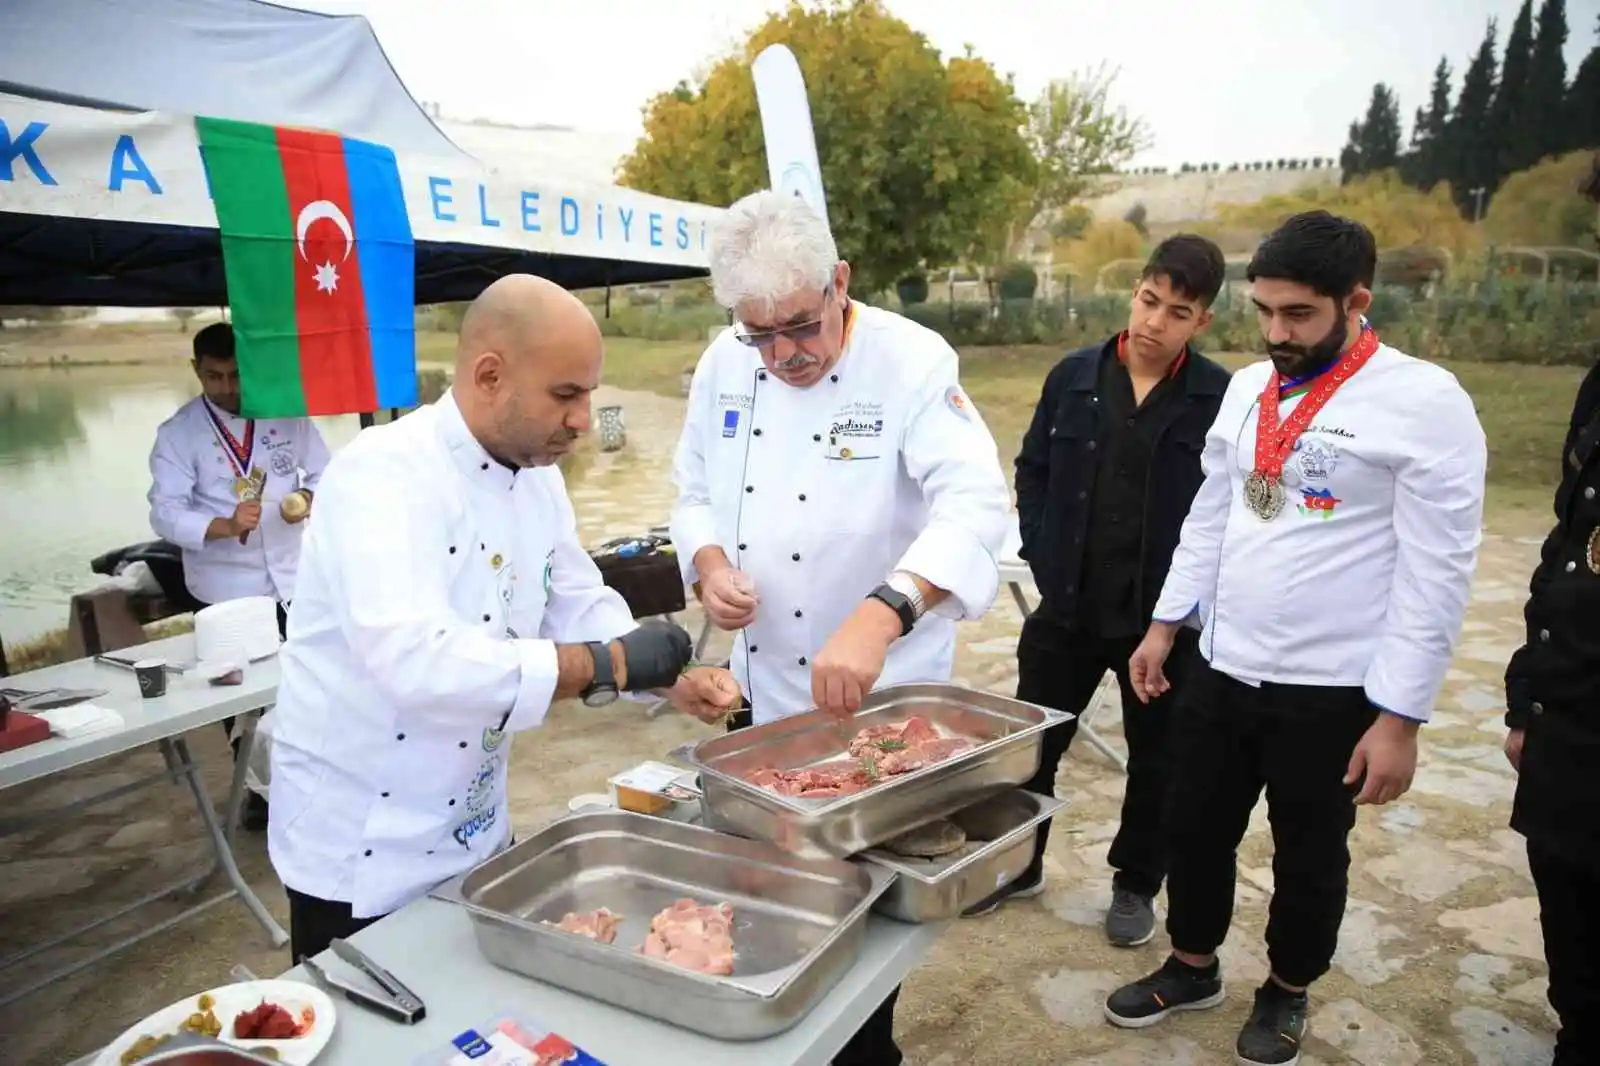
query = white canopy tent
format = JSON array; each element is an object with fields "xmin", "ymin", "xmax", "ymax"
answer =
[{"xmin": 0, "ymin": 0, "xmax": 721, "ymax": 303}]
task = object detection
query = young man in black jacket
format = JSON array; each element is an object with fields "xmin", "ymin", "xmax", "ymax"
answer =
[
  {"xmin": 963, "ymin": 235, "xmax": 1231, "ymax": 941},
  {"xmin": 1502, "ymin": 160, "xmax": 1600, "ymax": 1065}
]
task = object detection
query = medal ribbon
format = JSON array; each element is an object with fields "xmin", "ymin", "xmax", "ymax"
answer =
[
  {"xmin": 1252, "ymin": 328, "xmax": 1380, "ymax": 481},
  {"xmin": 203, "ymin": 399, "xmax": 256, "ymax": 479}
]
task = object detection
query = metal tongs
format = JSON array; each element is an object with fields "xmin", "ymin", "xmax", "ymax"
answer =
[{"xmin": 300, "ymin": 938, "xmax": 427, "ymax": 1025}]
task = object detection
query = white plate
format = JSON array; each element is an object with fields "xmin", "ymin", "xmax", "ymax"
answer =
[{"xmin": 96, "ymin": 979, "xmax": 337, "ymax": 1066}]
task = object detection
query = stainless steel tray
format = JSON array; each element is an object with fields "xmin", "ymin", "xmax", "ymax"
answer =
[
  {"xmin": 669, "ymin": 682, "xmax": 1072, "ymax": 859},
  {"xmin": 429, "ymin": 808, "xmax": 895, "ymax": 1041},
  {"xmin": 858, "ymin": 789, "xmax": 1066, "ymax": 923}
]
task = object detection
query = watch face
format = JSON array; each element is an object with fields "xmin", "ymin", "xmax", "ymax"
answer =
[{"xmin": 583, "ymin": 687, "xmax": 619, "ymax": 707}]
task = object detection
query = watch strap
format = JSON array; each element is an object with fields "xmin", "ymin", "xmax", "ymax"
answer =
[
  {"xmin": 868, "ymin": 584, "xmax": 916, "ymax": 638},
  {"xmin": 582, "ymin": 641, "xmax": 618, "ymax": 702}
]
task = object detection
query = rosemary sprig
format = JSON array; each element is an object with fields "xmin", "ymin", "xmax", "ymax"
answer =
[
  {"xmin": 858, "ymin": 755, "xmax": 879, "ymax": 781},
  {"xmin": 873, "ymin": 738, "xmax": 907, "ymax": 751}
]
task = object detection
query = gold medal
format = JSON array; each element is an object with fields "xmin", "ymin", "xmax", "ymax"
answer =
[
  {"xmin": 232, "ymin": 476, "xmax": 252, "ymax": 501},
  {"xmin": 1587, "ymin": 526, "xmax": 1600, "ymax": 575},
  {"xmin": 1243, "ymin": 470, "xmax": 1286, "ymax": 521}
]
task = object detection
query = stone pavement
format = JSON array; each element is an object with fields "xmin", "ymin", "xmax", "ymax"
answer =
[{"xmin": 0, "ymin": 386, "xmax": 1560, "ymax": 1065}]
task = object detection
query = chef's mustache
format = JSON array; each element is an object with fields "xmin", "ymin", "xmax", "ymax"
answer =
[{"xmin": 773, "ymin": 352, "xmax": 819, "ymax": 371}]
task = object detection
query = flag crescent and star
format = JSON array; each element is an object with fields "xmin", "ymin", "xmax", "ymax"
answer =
[{"xmin": 297, "ymin": 199, "xmax": 355, "ymax": 294}]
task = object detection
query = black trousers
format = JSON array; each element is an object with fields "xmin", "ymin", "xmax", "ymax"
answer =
[
  {"xmin": 1015, "ymin": 618, "xmax": 1196, "ymax": 897},
  {"xmin": 218, "ymin": 600, "xmax": 289, "ymax": 746},
  {"xmin": 1528, "ymin": 839, "xmax": 1600, "ymax": 1064},
  {"xmin": 286, "ymin": 885, "xmax": 384, "ymax": 964},
  {"xmin": 1162, "ymin": 659, "xmax": 1376, "ymax": 989},
  {"xmin": 727, "ymin": 708, "xmax": 902, "ymax": 1066}
]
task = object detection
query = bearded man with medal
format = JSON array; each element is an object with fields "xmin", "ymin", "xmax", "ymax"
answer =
[
  {"xmin": 1102, "ymin": 212, "xmax": 1488, "ymax": 1066},
  {"xmin": 148, "ymin": 322, "xmax": 332, "ymax": 829}
]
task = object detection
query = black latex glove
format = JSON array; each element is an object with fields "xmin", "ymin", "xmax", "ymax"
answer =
[{"xmin": 617, "ymin": 619, "xmax": 693, "ymax": 691}]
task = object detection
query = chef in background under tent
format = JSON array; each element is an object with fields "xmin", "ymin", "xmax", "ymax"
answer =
[
  {"xmin": 1501, "ymin": 160, "xmax": 1600, "ymax": 1066},
  {"xmin": 669, "ymin": 190, "xmax": 1011, "ymax": 1066},
  {"xmin": 1104, "ymin": 212, "xmax": 1487, "ymax": 1066},
  {"xmin": 269, "ymin": 275, "xmax": 741, "ymax": 964},
  {"xmin": 147, "ymin": 321, "xmax": 330, "ymax": 831}
]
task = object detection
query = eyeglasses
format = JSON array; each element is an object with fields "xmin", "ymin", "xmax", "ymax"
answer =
[{"xmin": 733, "ymin": 287, "xmax": 833, "ymax": 349}]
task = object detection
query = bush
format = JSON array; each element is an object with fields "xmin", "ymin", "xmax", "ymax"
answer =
[
  {"xmin": 896, "ymin": 273, "xmax": 930, "ymax": 306},
  {"xmin": 996, "ymin": 262, "xmax": 1039, "ymax": 300}
]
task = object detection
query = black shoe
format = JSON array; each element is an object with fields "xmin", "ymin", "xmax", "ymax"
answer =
[
  {"xmin": 1235, "ymin": 984, "xmax": 1307, "ymax": 1065},
  {"xmin": 960, "ymin": 870, "xmax": 1045, "ymax": 918},
  {"xmin": 1103, "ymin": 955, "xmax": 1226, "ymax": 1029},
  {"xmin": 1104, "ymin": 886, "xmax": 1157, "ymax": 947},
  {"xmin": 241, "ymin": 792, "xmax": 269, "ymax": 832}
]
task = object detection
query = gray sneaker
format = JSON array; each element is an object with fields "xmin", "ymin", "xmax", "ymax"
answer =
[{"xmin": 1105, "ymin": 887, "xmax": 1156, "ymax": 947}]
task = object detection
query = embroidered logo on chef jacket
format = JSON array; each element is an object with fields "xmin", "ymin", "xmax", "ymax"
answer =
[
  {"xmin": 453, "ymin": 757, "xmax": 502, "ymax": 848},
  {"xmin": 268, "ymin": 443, "xmax": 297, "ymax": 478},
  {"xmin": 717, "ymin": 391, "xmax": 754, "ymax": 411},
  {"xmin": 944, "ymin": 386, "xmax": 975, "ymax": 421},
  {"xmin": 722, "ymin": 409, "xmax": 741, "ymax": 438},
  {"xmin": 1293, "ymin": 438, "xmax": 1339, "ymax": 483},
  {"xmin": 482, "ymin": 726, "xmax": 506, "ymax": 752},
  {"xmin": 825, "ymin": 407, "xmax": 885, "ymax": 461},
  {"xmin": 1296, "ymin": 487, "xmax": 1342, "ymax": 519}
]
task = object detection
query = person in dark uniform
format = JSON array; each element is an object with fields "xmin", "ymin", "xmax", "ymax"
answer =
[
  {"xmin": 963, "ymin": 236, "xmax": 1231, "ymax": 940},
  {"xmin": 1502, "ymin": 155, "xmax": 1600, "ymax": 1066}
]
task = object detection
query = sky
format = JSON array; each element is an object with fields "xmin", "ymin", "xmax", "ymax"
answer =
[{"xmin": 300, "ymin": 0, "xmax": 1600, "ymax": 169}]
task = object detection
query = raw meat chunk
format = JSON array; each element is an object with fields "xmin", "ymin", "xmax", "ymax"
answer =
[
  {"xmin": 543, "ymin": 907, "xmax": 622, "ymax": 944},
  {"xmin": 639, "ymin": 898, "xmax": 736, "ymax": 975}
]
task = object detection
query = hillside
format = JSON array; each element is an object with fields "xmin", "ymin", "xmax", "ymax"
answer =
[{"xmin": 1088, "ymin": 166, "xmax": 1344, "ymax": 224}]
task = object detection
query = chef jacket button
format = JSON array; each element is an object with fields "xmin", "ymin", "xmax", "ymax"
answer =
[
  {"xmin": 480, "ymin": 462, "xmax": 489, "ymax": 471},
  {"xmin": 1566, "ymin": 561, "xmax": 1577, "ymax": 573},
  {"xmin": 482, "ymin": 613, "xmax": 491, "ymax": 622},
  {"xmin": 813, "ymin": 433, "xmax": 822, "ymax": 442},
  {"xmin": 798, "ymin": 657, "xmax": 808, "ymax": 665},
  {"xmin": 1539, "ymin": 629, "xmax": 1550, "ymax": 642},
  {"xmin": 459, "ymin": 740, "xmax": 469, "ymax": 748},
  {"xmin": 750, "ymin": 645, "xmax": 759, "ymax": 653},
  {"xmin": 381, "ymin": 791, "xmax": 390, "ymax": 798},
  {"xmin": 738, "ymin": 542, "xmax": 747, "ymax": 550},
  {"xmin": 397, "ymin": 732, "xmax": 406, "ymax": 741},
  {"xmin": 792, "ymin": 552, "xmax": 801, "ymax": 561},
  {"xmin": 1586, "ymin": 487, "xmax": 1596, "ymax": 500},
  {"xmin": 1532, "ymin": 702, "xmax": 1544, "ymax": 715},
  {"xmin": 449, "ymin": 546, "xmax": 457, "ymax": 554},
  {"xmin": 449, "ymin": 798, "xmax": 457, "ymax": 806},
  {"xmin": 758, "ymin": 371, "xmax": 768, "ymax": 380},
  {"xmin": 754, "ymin": 428, "xmax": 763, "ymax": 436},
  {"xmin": 794, "ymin": 609, "xmax": 803, "ymax": 618},
  {"xmin": 798, "ymin": 493, "xmax": 806, "ymax": 501},
  {"xmin": 364, "ymin": 849, "xmax": 373, "ymax": 857},
  {"xmin": 745, "ymin": 485, "xmax": 754, "ymax": 493},
  {"xmin": 830, "ymin": 374, "xmax": 839, "ymax": 383}
]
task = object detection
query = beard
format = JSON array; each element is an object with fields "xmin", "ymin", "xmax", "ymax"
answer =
[{"xmin": 1267, "ymin": 312, "xmax": 1349, "ymax": 380}]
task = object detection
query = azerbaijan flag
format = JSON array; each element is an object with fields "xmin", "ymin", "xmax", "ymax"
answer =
[{"xmin": 197, "ymin": 117, "xmax": 418, "ymax": 419}]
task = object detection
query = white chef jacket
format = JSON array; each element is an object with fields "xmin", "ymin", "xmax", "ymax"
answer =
[
  {"xmin": 147, "ymin": 396, "xmax": 330, "ymax": 605},
  {"xmin": 1153, "ymin": 343, "xmax": 1487, "ymax": 722},
  {"xmin": 267, "ymin": 392, "xmax": 640, "ymax": 917},
  {"xmin": 671, "ymin": 302, "xmax": 1011, "ymax": 723}
]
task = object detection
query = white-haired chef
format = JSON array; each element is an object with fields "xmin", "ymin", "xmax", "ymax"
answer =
[{"xmin": 669, "ymin": 190, "xmax": 1011, "ymax": 1066}]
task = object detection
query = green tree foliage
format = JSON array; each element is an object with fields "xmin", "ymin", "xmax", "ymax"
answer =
[
  {"xmin": 1452, "ymin": 21, "xmax": 1502, "ymax": 215},
  {"xmin": 1523, "ymin": 0, "xmax": 1570, "ymax": 168},
  {"xmin": 1484, "ymin": 151, "xmax": 1600, "ymax": 247},
  {"xmin": 1340, "ymin": 84, "xmax": 1402, "ymax": 181},
  {"xmin": 616, "ymin": 0, "xmax": 1034, "ymax": 295},
  {"xmin": 1018, "ymin": 66, "xmax": 1150, "ymax": 232},
  {"xmin": 1402, "ymin": 58, "xmax": 1454, "ymax": 189},
  {"xmin": 1487, "ymin": 0, "xmax": 1536, "ymax": 178},
  {"xmin": 1567, "ymin": 16, "xmax": 1600, "ymax": 152}
]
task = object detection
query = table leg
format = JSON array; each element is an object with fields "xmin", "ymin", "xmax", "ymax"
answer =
[
  {"xmin": 170, "ymin": 736, "xmax": 289, "ymax": 949},
  {"xmin": 1004, "ymin": 580, "xmax": 1128, "ymax": 775}
]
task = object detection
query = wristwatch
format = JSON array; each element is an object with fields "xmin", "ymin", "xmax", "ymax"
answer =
[
  {"xmin": 581, "ymin": 641, "xmax": 620, "ymax": 706},
  {"xmin": 868, "ymin": 572, "xmax": 925, "ymax": 638}
]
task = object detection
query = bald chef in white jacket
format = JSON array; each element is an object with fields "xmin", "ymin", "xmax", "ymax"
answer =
[
  {"xmin": 269, "ymin": 275, "xmax": 741, "ymax": 964},
  {"xmin": 670, "ymin": 190, "xmax": 1011, "ymax": 1066}
]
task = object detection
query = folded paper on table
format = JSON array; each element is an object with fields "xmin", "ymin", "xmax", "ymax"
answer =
[
  {"xmin": 420, "ymin": 1013, "xmax": 607, "ymax": 1066},
  {"xmin": 36, "ymin": 703, "xmax": 125, "ymax": 739}
]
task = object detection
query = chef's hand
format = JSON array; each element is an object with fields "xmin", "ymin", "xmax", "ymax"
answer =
[
  {"xmin": 1504, "ymin": 727, "xmax": 1524, "ymax": 773},
  {"xmin": 616, "ymin": 619, "xmax": 694, "ymax": 691},
  {"xmin": 1128, "ymin": 622, "xmax": 1178, "ymax": 704},
  {"xmin": 701, "ymin": 567, "xmax": 758, "ymax": 630},
  {"xmin": 666, "ymin": 666, "xmax": 743, "ymax": 723},
  {"xmin": 1344, "ymin": 712, "xmax": 1419, "ymax": 806},
  {"xmin": 229, "ymin": 500, "xmax": 261, "ymax": 536},
  {"xmin": 810, "ymin": 599, "xmax": 900, "ymax": 719}
]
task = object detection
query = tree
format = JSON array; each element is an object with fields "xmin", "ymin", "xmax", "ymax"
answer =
[
  {"xmin": 617, "ymin": 0, "xmax": 1034, "ymax": 295},
  {"xmin": 1488, "ymin": 0, "xmax": 1535, "ymax": 185},
  {"xmin": 1566, "ymin": 17, "xmax": 1600, "ymax": 152},
  {"xmin": 1340, "ymin": 84, "xmax": 1402, "ymax": 181},
  {"xmin": 1484, "ymin": 151, "xmax": 1600, "ymax": 246},
  {"xmin": 1450, "ymin": 20, "xmax": 1501, "ymax": 216},
  {"xmin": 1215, "ymin": 170, "xmax": 1477, "ymax": 257},
  {"xmin": 1016, "ymin": 66, "xmax": 1150, "ymax": 245},
  {"xmin": 1402, "ymin": 57, "xmax": 1453, "ymax": 189},
  {"xmin": 1054, "ymin": 218, "xmax": 1143, "ymax": 281},
  {"xmin": 1122, "ymin": 202, "xmax": 1149, "ymax": 236},
  {"xmin": 1524, "ymin": 0, "xmax": 1570, "ymax": 166},
  {"xmin": 168, "ymin": 307, "xmax": 199, "ymax": 334}
]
